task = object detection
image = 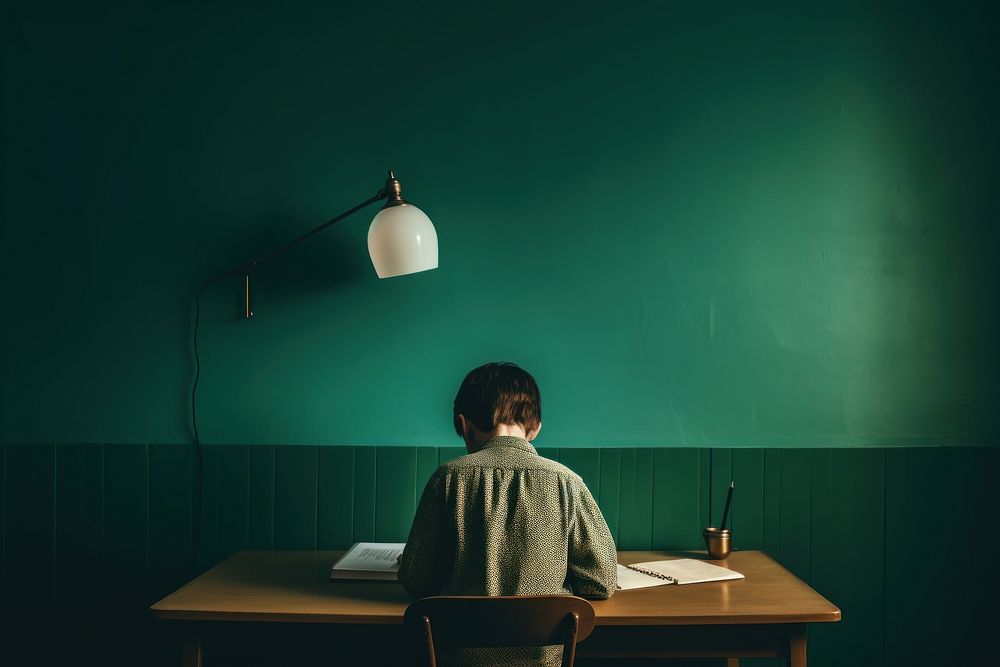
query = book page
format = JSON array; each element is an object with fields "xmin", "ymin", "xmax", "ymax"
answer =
[
  {"xmin": 629, "ymin": 558, "xmax": 744, "ymax": 585},
  {"xmin": 616, "ymin": 563, "xmax": 672, "ymax": 590},
  {"xmin": 332, "ymin": 542, "xmax": 406, "ymax": 573}
]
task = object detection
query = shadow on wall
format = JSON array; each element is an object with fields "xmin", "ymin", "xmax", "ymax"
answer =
[
  {"xmin": 197, "ymin": 211, "xmax": 372, "ymax": 323},
  {"xmin": 183, "ymin": 210, "xmax": 375, "ymax": 444}
]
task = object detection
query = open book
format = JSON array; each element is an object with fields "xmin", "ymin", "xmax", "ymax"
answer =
[
  {"xmin": 330, "ymin": 542, "xmax": 406, "ymax": 581},
  {"xmin": 617, "ymin": 558, "xmax": 745, "ymax": 590}
]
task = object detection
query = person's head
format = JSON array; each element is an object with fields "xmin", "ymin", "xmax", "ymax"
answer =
[{"xmin": 453, "ymin": 362, "xmax": 542, "ymax": 452}]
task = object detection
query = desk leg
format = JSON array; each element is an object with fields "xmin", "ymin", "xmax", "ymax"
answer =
[
  {"xmin": 182, "ymin": 634, "xmax": 202, "ymax": 667},
  {"xmin": 788, "ymin": 625, "xmax": 807, "ymax": 667}
]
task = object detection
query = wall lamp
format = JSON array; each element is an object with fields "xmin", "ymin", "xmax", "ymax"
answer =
[
  {"xmin": 188, "ymin": 170, "xmax": 436, "ymax": 572},
  {"xmin": 209, "ymin": 169, "xmax": 438, "ymax": 318}
]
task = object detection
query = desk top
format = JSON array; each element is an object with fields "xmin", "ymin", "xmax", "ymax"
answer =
[{"xmin": 151, "ymin": 550, "xmax": 840, "ymax": 626}]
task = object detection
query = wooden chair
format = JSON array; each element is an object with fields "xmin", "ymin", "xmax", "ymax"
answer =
[{"xmin": 403, "ymin": 595, "xmax": 596, "ymax": 667}]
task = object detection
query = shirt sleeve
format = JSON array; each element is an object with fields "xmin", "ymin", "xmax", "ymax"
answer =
[
  {"xmin": 397, "ymin": 469, "xmax": 453, "ymax": 599},
  {"xmin": 566, "ymin": 478, "xmax": 619, "ymax": 599}
]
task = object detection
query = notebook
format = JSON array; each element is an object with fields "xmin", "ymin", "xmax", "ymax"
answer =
[
  {"xmin": 617, "ymin": 558, "xmax": 745, "ymax": 590},
  {"xmin": 330, "ymin": 542, "xmax": 406, "ymax": 581}
]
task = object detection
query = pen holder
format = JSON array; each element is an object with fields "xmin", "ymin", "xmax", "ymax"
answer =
[{"xmin": 703, "ymin": 527, "xmax": 732, "ymax": 560}]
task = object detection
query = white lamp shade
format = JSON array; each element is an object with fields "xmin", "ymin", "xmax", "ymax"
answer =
[{"xmin": 367, "ymin": 203, "xmax": 439, "ymax": 278}]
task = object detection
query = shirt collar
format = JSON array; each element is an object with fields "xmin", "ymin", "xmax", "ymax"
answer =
[{"xmin": 482, "ymin": 435, "xmax": 537, "ymax": 454}]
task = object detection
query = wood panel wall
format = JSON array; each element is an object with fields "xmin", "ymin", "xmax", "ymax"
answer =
[{"xmin": 1, "ymin": 444, "xmax": 995, "ymax": 666}]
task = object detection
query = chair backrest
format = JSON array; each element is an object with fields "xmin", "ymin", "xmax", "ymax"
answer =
[{"xmin": 403, "ymin": 595, "xmax": 596, "ymax": 667}]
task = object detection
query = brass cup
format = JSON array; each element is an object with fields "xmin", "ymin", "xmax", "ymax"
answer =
[{"xmin": 703, "ymin": 527, "xmax": 732, "ymax": 560}]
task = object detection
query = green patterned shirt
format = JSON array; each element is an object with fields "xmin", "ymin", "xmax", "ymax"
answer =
[{"xmin": 398, "ymin": 436, "xmax": 618, "ymax": 665}]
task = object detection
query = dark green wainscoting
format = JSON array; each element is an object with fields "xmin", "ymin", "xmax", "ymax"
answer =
[{"xmin": 1, "ymin": 444, "xmax": 996, "ymax": 666}]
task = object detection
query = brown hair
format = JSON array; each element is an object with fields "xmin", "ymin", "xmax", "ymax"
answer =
[{"xmin": 453, "ymin": 362, "xmax": 542, "ymax": 436}]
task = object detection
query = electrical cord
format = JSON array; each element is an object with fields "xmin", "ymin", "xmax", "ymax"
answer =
[
  {"xmin": 190, "ymin": 267, "xmax": 238, "ymax": 574},
  {"xmin": 190, "ymin": 286, "xmax": 207, "ymax": 575}
]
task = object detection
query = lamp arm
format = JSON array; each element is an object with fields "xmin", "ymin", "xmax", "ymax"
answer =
[
  {"xmin": 247, "ymin": 190, "xmax": 387, "ymax": 272},
  {"xmin": 204, "ymin": 189, "xmax": 388, "ymax": 290}
]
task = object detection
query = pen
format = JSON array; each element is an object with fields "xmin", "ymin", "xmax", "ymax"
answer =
[{"xmin": 719, "ymin": 481, "xmax": 734, "ymax": 530}]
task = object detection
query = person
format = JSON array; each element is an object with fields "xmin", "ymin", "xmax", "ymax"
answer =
[{"xmin": 398, "ymin": 362, "xmax": 618, "ymax": 666}]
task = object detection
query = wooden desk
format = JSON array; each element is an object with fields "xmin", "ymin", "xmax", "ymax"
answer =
[{"xmin": 152, "ymin": 550, "xmax": 839, "ymax": 666}]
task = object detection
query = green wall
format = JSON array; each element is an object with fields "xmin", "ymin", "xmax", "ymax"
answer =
[
  {"xmin": 3, "ymin": 8, "xmax": 998, "ymax": 666},
  {"xmin": 2, "ymin": 1, "xmax": 996, "ymax": 446}
]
